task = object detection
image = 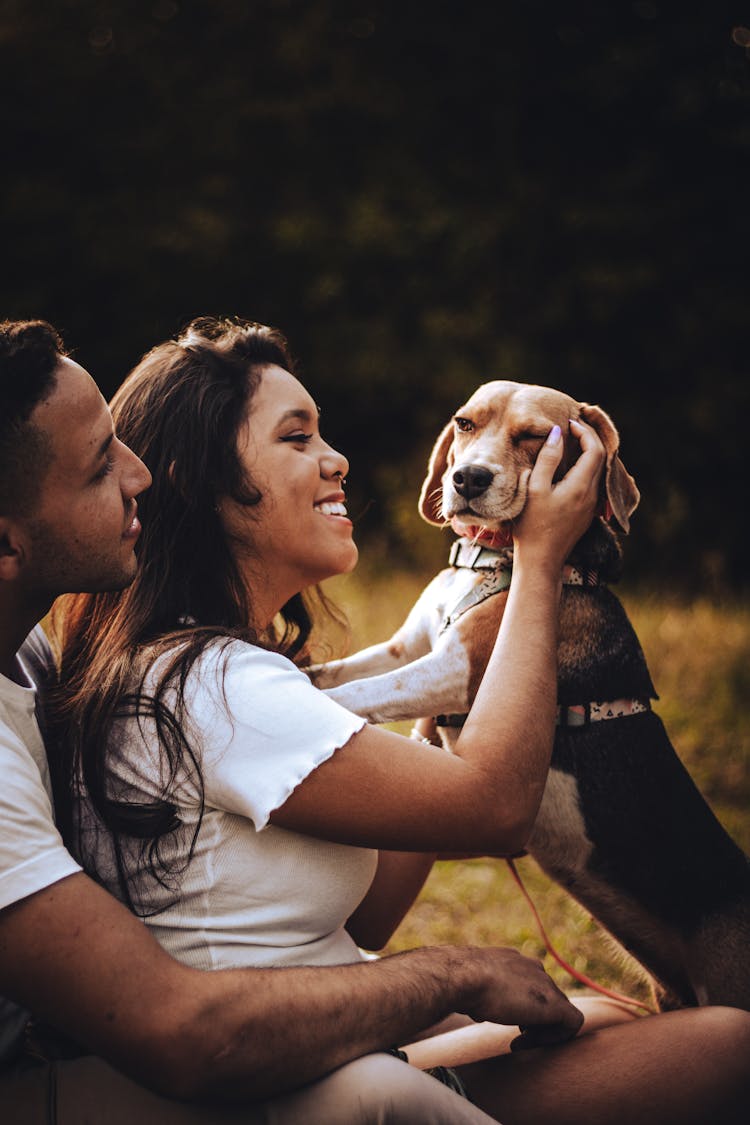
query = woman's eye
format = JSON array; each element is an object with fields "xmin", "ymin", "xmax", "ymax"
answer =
[
  {"xmin": 280, "ymin": 432, "xmax": 313, "ymax": 444},
  {"xmin": 454, "ymin": 417, "xmax": 474, "ymax": 433}
]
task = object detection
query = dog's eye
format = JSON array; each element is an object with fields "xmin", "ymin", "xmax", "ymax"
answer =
[
  {"xmin": 454, "ymin": 416, "xmax": 475, "ymax": 433},
  {"xmin": 514, "ymin": 431, "xmax": 545, "ymax": 445}
]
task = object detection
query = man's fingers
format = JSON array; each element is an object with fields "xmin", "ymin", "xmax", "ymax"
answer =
[
  {"xmin": 509, "ymin": 1024, "xmax": 575, "ymax": 1052},
  {"xmin": 510, "ymin": 1008, "xmax": 584, "ymax": 1052}
]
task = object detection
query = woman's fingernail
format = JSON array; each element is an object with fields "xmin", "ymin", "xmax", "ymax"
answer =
[{"xmin": 546, "ymin": 425, "xmax": 562, "ymax": 445}]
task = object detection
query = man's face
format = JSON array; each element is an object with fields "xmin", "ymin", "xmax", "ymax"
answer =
[{"xmin": 21, "ymin": 358, "xmax": 151, "ymax": 598}]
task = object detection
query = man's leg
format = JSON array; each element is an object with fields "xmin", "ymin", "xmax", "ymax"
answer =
[
  {"xmin": 456, "ymin": 1006, "xmax": 750, "ymax": 1125},
  {"xmin": 1, "ymin": 1052, "xmax": 498, "ymax": 1125}
]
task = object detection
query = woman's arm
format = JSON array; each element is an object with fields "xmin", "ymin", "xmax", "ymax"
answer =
[
  {"xmin": 271, "ymin": 419, "xmax": 604, "ymax": 855},
  {"xmin": 346, "ymin": 849, "xmax": 436, "ymax": 950}
]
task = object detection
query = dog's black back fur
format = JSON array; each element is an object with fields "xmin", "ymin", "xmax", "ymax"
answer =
[{"xmin": 531, "ymin": 518, "xmax": 750, "ymax": 1009}]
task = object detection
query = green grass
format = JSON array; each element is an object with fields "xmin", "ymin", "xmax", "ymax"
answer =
[{"xmin": 321, "ymin": 568, "xmax": 750, "ymax": 1004}]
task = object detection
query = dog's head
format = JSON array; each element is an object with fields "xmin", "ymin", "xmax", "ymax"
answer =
[{"xmin": 418, "ymin": 381, "xmax": 639, "ymax": 541}]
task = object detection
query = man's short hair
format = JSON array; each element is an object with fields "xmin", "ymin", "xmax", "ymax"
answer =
[{"xmin": 0, "ymin": 319, "xmax": 66, "ymax": 516}]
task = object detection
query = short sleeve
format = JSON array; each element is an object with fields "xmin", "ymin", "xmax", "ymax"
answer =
[
  {"xmin": 0, "ymin": 726, "xmax": 81, "ymax": 912},
  {"xmin": 17, "ymin": 625, "xmax": 56, "ymax": 690},
  {"xmin": 183, "ymin": 643, "xmax": 366, "ymax": 830}
]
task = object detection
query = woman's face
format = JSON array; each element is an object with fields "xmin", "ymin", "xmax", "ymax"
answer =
[{"xmin": 222, "ymin": 365, "xmax": 358, "ymax": 624}]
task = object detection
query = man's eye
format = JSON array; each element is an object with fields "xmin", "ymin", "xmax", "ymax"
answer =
[
  {"xmin": 280, "ymin": 432, "xmax": 313, "ymax": 444},
  {"xmin": 454, "ymin": 417, "xmax": 474, "ymax": 433},
  {"xmin": 93, "ymin": 456, "xmax": 115, "ymax": 482}
]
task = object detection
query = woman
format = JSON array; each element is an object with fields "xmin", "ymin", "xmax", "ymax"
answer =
[{"xmin": 52, "ymin": 317, "xmax": 749, "ymax": 1122}]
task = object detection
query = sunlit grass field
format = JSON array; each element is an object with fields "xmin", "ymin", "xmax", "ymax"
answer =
[{"xmin": 322, "ymin": 566, "xmax": 750, "ymax": 1005}]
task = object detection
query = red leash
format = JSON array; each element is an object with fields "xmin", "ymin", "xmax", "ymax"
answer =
[{"xmin": 506, "ymin": 857, "xmax": 656, "ymax": 1015}]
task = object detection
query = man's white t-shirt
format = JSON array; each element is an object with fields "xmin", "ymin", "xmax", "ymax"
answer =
[{"xmin": 0, "ymin": 628, "xmax": 81, "ymax": 1062}]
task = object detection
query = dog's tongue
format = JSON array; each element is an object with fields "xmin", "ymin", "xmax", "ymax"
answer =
[{"xmin": 451, "ymin": 518, "xmax": 513, "ymax": 550}]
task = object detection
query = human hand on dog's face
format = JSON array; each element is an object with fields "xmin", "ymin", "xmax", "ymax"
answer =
[{"xmin": 511, "ymin": 417, "xmax": 605, "ymax": 574}]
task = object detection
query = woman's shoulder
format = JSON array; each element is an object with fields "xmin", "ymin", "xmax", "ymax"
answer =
[
  {"xmin": 143, "ymin": 634, "xmax": 304, "ymax": 698},
  {"xmin": 201, "ymin": 636, "xmax": 300, "ymax": 673},
  {"xmin": 210, "ymin": 638, "xmax": 308, "ymax": 696}
]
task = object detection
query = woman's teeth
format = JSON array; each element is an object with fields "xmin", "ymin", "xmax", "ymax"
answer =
[{"xmin": 315, "ymin": 501, "xmax": 347, "ymax": 516}]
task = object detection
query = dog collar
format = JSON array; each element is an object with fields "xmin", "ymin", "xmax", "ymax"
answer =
[
  {"xmin": 448, "ymin": 537, "xmax": 599, "ymax": 588},
  {"xmin": 448, "ymin": 538, "xmax": 513, "ymax": 570},
  {"xmin": 436, "ymin": 698, "xmax": 651, "ymax": 730}
]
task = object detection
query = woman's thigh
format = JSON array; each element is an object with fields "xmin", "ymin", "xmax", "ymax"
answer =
[{"xmin": 261, "ymin": 1054, "xmax": 498, "ymax": 1125}]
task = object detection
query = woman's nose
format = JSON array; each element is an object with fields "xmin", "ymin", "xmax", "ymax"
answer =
[{"xmin": 321, "ymin": 446, "xmax": 349, "ymax": 482}]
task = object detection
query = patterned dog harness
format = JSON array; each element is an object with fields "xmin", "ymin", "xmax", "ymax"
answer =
[{"xmin": 435, "ymin": 537, "xmax": 650, "ymax": 730}]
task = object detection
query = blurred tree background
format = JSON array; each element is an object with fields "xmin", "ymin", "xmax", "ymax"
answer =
[{"xmin": 2, "ymin": 0, "xmax": 749, "ymax": 589}]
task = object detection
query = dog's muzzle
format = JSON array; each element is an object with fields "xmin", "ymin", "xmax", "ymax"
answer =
[{"xmin": 452, "ymin": 463, "xmax": 494, "ymax": 500}]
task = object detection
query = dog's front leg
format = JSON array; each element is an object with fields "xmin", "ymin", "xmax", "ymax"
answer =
[
  {"xmin": 307, "ymin": 637, "xmax": 423, "ymax": 689},
  {"xmin": 307, "ymin": 572, "xmax": 450, "ymax": 689},
  {"xmin": 321, "ymin": 630, "xmax": 475, "ymax": 724}
]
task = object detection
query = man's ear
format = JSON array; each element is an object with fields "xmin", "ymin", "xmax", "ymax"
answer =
[{"xmin": 0, "ymin": 518, "xmax": 27, "ymax": 581}]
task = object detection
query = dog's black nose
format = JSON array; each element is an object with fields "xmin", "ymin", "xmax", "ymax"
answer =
[{"xmin": 452, "ymin": 464, "xmax": 494, "ymax": 499}]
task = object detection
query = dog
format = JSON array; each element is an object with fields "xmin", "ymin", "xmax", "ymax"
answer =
[{"xmin": 309, "ymin": 380, "xmax": 750, "ymax": 1011}]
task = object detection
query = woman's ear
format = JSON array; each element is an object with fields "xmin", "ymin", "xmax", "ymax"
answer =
[
  {"xmin": 418, "ymin": 420, "xmax": 455, "ymax": 525},
  {"xmin": 579, "ymin": 403, "xmax": 640, "ymax": 533},
  {"xmin": 167, "ymin": 459, "xmax": 186, "ymax": 499}
]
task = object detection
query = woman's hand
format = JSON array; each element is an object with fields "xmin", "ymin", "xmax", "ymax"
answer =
[{"xmin": 512, "ymin": 418, "xmax": 605, "ymax": 572}]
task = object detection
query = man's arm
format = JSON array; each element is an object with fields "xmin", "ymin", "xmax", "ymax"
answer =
[{"xmin": 0, "ymin": 871, "xmax": 581, "ymax": 1102}]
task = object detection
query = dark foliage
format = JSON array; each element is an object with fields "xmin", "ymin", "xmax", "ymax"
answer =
[{"xmin": 2, "ymin": 1, "xmax": 749, "ymax": 588}]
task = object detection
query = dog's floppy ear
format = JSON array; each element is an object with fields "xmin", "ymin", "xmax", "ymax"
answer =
[
  {"xmin": 418, "ymin": 420, "xmax": 455, "ymax": 525},
  {"xmin": 578, "ymin": 403, "xmax": 640, "ymax": 533}
]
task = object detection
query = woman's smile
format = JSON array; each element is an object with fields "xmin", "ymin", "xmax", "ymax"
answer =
[{"xmin": 313, "ymin": 497, "xmax": 350, "ymax": 520}]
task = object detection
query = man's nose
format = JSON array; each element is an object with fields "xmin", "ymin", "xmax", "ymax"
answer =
[{"xmin": 122, "ymin": 444, "xmax": 151, "ymax": 496}]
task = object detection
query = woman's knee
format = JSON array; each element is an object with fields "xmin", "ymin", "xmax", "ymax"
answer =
[{"xmin": 321, "ymin": 1054, "xmax": 494, "ymax": 1125}]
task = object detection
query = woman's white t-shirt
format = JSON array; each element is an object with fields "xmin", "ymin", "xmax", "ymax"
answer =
[{"xmin": 75, "ymin": 640, "xmax": 375, "ymax": 971}]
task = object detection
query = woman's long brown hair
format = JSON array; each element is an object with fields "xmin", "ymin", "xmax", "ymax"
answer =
[{"xmin": 50, "ymin": 316, "xmax": 347, "ymax": 913}]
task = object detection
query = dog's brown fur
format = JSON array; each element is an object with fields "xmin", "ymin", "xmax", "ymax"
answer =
[{"xmin": 419, "ymin": 382, "xmax": 638, "ymax": 536}]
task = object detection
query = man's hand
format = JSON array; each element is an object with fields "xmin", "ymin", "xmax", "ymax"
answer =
[{"xmin": 456, "ymin": 946, "xmax": 583, "ymax": 1047}]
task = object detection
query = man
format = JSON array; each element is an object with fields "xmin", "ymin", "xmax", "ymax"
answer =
[{"xmin": 0, "ymin": 319, "xmax": 580, "ymax": 1124}]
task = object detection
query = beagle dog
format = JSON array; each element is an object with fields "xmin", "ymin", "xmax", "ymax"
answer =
[{"xmin": 310, "ymin": 381, "xmax": 750, "ymax": 1011}]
